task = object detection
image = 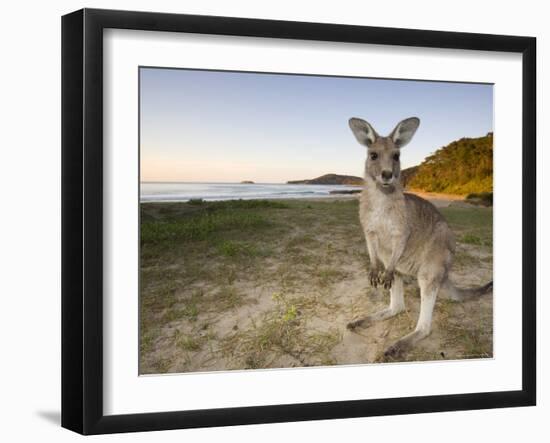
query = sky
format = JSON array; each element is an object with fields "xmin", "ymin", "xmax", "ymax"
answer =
[{"xmin": 140, "ymin": 67, "xmax": 493, "ymax": 183}]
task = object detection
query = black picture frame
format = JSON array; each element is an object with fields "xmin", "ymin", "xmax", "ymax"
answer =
[{"xmin": 61, "ymin": 8, "xmax": 536, "ymax": 435}]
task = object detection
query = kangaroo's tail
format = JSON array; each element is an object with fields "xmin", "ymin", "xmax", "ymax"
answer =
[{"xmin": 443, "ymin": 279, "xmax": 493, "ymax": 302}]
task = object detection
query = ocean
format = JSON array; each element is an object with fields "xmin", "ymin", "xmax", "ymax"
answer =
[{"xmin": 140, "ymin": 182, "xmax": 361, "ymax": 202}]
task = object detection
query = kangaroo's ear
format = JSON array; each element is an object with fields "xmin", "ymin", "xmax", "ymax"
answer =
[
  {"xmin": 349, "ymin": 118, "xmax": 379, "ymax": 147},
  {"xmin": 390, "ymin": 117, "xmax": 420, "ymax": 148}
]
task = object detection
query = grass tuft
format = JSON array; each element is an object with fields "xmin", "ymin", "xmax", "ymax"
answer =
[{"xmin": 219, "ymin": 291, "xmax": 342, "ymax": 369}]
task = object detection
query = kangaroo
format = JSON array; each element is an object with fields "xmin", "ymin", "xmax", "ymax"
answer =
[{"xmin": 346, "ymin": 116, "xmax": 492, "ymax": 359}]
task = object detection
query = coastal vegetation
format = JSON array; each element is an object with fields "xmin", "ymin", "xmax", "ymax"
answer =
[{"xmin": 405, "ymin": 133, "xmax": 493, "ymax": 195}]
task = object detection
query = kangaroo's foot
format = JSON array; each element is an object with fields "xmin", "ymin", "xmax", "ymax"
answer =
[
  {"xmin": 379, "ymin": 329, "xmax": 430, "ymax": 361},
  {"xmin": 378, "ymin": 273, "xmax": 440, "ymax": 361},
  {"xmin": 347, "ymin": 306, "xmax": 403, "ymax": 331},
  {"xmin": 346, "ymin": 317, "xmax": 373, "ymax": 330}
]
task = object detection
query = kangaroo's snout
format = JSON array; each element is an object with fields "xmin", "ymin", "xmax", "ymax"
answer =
[{"xmin": 381, "ymin": 170, "xmax": 393, "ymax": 181}]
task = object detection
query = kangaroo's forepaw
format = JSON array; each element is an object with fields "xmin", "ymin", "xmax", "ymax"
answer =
[
  {"xmin": 368, "ymin": 268, "xmax": 381, "ymax": 287},
  {"xmin": 382, "ymin": 269, "xmax": 394, "ymax": 289}
]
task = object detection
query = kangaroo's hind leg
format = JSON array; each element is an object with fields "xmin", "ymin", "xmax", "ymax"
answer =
[
  {"xmin": 383, "ymin": 272, "xmax": 442, "ymax": 358},
  {"xmin": 347, "ymin": 275, "xmax": 405, "ymax": 330}
]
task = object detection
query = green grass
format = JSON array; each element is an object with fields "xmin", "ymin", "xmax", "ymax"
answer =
[
  {"xmin": 440, "ymin": 206, "xmax": 492, "ymax": 228},
  {"xmin": 216, "ymin": 240, "xmax": 262, "ymax": 258},
  {"xmin": 141, "ymin": 211, "xmax": 268, "ymax": 244},
  {"xmin": 174, "ymin": 331, "xmax": 203, "ymax": 351},
  {"xmin": 440, "ymin": 206, "xmax": 493, "ymax": 247},
  {"xmin": 140, "ymin": 199, "xmax": 290, "ymax": 264},
  {"xmin": 140, "ymin": 200, "xmax": 292, "ymax": 258}
]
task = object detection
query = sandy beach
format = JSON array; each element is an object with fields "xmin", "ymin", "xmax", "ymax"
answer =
[
  {"xmin": 315, "ymin": 190, "xmax": 473, "ymax": 207},
  {"xmin": 139, "ymin": 195, "xmax": 493, "ymax": 374}
]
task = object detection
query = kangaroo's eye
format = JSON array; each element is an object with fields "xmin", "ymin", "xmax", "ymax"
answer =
[
  {"xmin": 370, "ymin": 152, "xmax": 378, "ymax": 161},
  {"xmin": 393, "ymin": 153, "xmax": 400, "ymax": 161}
]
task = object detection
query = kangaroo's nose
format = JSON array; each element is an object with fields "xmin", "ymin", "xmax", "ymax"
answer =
[{"xmin": 381, "ymin": 170, "xmax": 393, "ymax": 181}]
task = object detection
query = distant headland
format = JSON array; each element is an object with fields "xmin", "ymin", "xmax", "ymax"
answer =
[{"xmin": 287, "ymin": 174, "xmax": 364, "ymax": 186}]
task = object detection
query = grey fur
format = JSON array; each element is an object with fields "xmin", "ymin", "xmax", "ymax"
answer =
[{"xmin": 347, "ymin": 117, "xmax": 492, "ymax": 359}]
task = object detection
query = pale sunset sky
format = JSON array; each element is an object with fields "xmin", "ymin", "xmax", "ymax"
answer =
[{"xmin": 140, "ymin": 68, "xmax": 493, "ymax": 183}]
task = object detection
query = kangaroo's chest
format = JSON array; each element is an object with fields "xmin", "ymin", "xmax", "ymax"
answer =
[{"xmin": 359, "ymin": 194, "xmax": 406, "ymax": 238}]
